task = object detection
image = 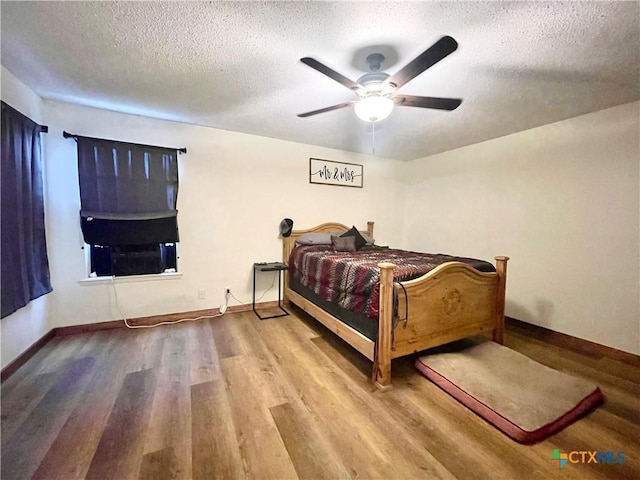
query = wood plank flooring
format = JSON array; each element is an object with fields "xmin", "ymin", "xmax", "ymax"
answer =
[{"xmin": 2, "ymin": 308, "xmax": 639, "ymax": 480}]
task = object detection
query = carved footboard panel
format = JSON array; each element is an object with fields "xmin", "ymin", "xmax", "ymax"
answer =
[
  {"xmin": 392, "ymin": 262, "xmax": 499, "ymax": 358},
  {"xmin": 374, "ymin": 256, "xmax": 508, "ymax": 388}
]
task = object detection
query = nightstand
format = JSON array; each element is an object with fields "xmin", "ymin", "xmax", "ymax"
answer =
[{"xmin": 252, "ymin": 262, "xmax": 289, "ymax": 320}]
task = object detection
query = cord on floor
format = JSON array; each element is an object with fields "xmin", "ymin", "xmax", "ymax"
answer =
[{"xmin": 110, "ymin": 276, "xmax": 227, "ymax": 329}]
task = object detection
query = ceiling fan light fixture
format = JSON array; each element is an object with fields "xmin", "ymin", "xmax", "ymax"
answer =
[
  {"xmin": 298, "ymin": 36, "xmax": 461, "ymax": 120},
  {"xmin": 354, "ymin": 95, "xmax": 394, "ymax": 123}
]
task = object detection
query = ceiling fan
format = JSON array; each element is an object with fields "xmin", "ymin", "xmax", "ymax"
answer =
[{"xmin": 298, "ymin": 36, "xmax": 462, "ymax": 123}]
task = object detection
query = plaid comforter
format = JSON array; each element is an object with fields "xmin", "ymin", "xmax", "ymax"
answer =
[{"xmin": 288, "ymin": 245, "xmax": 495, "ymax": 320}]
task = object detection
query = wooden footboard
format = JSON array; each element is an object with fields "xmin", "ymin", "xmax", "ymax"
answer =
[
  {"xmin": 374, "ymin": 257, "xmax": 509, "ymax": 388},
  {"xmin": 282, "ymin": 221, "xmax": 508, "ymax": 390}
]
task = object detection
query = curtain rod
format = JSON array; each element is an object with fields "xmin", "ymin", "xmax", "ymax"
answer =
[{"xmin": 63, "ymin": 131, "xmax": 187, "ymax": 154}]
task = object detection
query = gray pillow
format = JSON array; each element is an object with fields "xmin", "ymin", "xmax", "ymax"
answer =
[
  {"xmin": 331, "ymin": 234, "xmax": 356, "ymax": 252},
  {"xmin": 295, "ymin": 232, "xmax": 344, "ymax": 245}
]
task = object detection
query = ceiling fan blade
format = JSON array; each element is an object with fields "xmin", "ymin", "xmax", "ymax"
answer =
[
  {"xmin": 395, "ymin": 95, "xmax": 462, "ymax": 111},
  {"xmin": 300, "ymin": 58, "xmax": 360, "ymax": 90},
  {"xmin": 297, "ymin": 101, "xmax": 357, "ymax": 118},
  {"xmin": 385, "ymin": 36, "xmax": 458, "ymax": 89}
]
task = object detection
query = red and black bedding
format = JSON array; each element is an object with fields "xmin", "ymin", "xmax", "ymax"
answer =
[{"xmin": 288, "ymin": 242, "xmax": 495, "ymax": 340}]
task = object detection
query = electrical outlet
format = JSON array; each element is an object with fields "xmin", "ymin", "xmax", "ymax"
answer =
[{"xmin": 197, "ymin": 290, "xmax": 206, "ymax": 300}]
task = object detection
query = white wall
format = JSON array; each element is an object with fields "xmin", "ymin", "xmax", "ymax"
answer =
[
  {"xmin": 1, "ymin": 69, "xmax": 404, "ymax": 370},
  {"xmin": 403, "ymin": 102, "xmax": 640, "ymax": 355},
  {"xmin": 3, "ymin": 62, "xmax": 638, "ymax": 368},
  {"xmin": 35, "ymin": 100, "xmax": 404, "ymax": 338},
  {"xmin": 1, "ymin": 67, "xmax": 54, "ymax": 368}
]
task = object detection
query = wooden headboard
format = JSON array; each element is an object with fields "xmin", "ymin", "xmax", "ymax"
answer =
[{"xmin": 282, "ymin": 221, "xmax": 374, "ymax": 267}]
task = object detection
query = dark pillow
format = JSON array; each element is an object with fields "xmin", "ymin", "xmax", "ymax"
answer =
[
  {"xmin": 331, "ymin": 234, "xmax": 356, "ymax": 252},
  {"xmin": 340, "ymin": 226, "xmax": 367, "ymax": 250},
  {"xmin": 361, "ymin": 233, "xmax": 375, "ymax": 245}
]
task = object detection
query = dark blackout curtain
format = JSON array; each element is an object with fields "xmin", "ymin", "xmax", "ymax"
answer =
[
  {"xmin": 1, "ymin": 101, "xmax": 52, "ymax": 319},
  {"xmin": 76, "ymin": 136, "xmax": 179, "ymax": 245}
]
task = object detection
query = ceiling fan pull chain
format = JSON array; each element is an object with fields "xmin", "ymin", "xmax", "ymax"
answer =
[{"xmin": 372, "ymin": 122, "xmax": 376, "ymax": 156}]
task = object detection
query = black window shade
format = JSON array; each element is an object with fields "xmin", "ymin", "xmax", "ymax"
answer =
[
  {"xmin": 76, "ymin": 136, "xmax": 179, "ymax": 245},
  {"xmin": 80, "ymin": 217, "xmax": 178, "ymax": 246}
]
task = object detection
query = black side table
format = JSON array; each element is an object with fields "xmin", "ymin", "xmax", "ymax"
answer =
[{"xmin": 252, "ymin": 262, "xmax": 289, "ymax": 320}]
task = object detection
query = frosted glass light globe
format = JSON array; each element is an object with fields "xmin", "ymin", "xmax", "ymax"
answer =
[{"xmin": 354, "ymin": 95, "xmax": 394, "ymax": 122}]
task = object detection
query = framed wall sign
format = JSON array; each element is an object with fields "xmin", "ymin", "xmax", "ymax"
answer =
[{"xmin": 309, "ymin": 158, "xmax": 363, "ymax": 188}]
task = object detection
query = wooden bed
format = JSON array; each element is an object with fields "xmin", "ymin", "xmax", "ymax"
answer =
[{"xmin": 282, "ymin": 221, "xmax": 509, "ymax": 390}]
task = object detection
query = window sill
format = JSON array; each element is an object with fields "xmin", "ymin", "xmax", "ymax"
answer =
[{"xmin": 78, "ymin": 272, "xmax": 183, "ymax": 286}]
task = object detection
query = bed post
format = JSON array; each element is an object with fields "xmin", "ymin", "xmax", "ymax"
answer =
[
  {"xmin": 366, "ymin": 221, "xmax": 374, "ymax": 238},
  {"xmin": 493, "ymin": 256, "xmax": 510, "ymax": 344},
  {"xmin": 375, "ymin": 262, "xmax": 395, "ymax": 390},
  {"xmin": 282, "ymin": 236, "xmax": 296, "ymax": 306}
]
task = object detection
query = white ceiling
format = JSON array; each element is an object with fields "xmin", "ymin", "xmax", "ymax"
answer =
[{"xmin": 1, "ymin": 1, "xmax": 638, "ymax": 161}]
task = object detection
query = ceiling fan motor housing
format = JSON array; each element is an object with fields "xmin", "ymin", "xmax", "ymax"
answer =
[{"xmin": 356, "ymin": 72, "xmax": 395, "ymax": 99}]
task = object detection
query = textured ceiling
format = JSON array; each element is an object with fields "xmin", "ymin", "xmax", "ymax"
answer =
[{"xmin": 2, "ymin": 1, "xmax": 639, "ymax": 161}]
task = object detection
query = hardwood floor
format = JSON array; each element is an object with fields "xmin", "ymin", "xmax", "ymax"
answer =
[{"xmin": 2, "ymin": 308, "xmax": 638, "ymax": 480}]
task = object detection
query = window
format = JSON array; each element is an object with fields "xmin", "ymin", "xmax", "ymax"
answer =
[
  {"xmin": 89, "ymin": 243, "xmax": 177, "ymax": 276},
  {"xmin": 1, "ymin": 102, "xmax": 52, "ymax": 317},
  {"xmin": 71, "ymin": 134, "xmax": 182, "ymax": 277}
]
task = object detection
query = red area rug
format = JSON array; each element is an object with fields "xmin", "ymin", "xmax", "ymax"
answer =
[{"xmin": 415, "ymin": 340, "xmax": 604, "ymax": 443}]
